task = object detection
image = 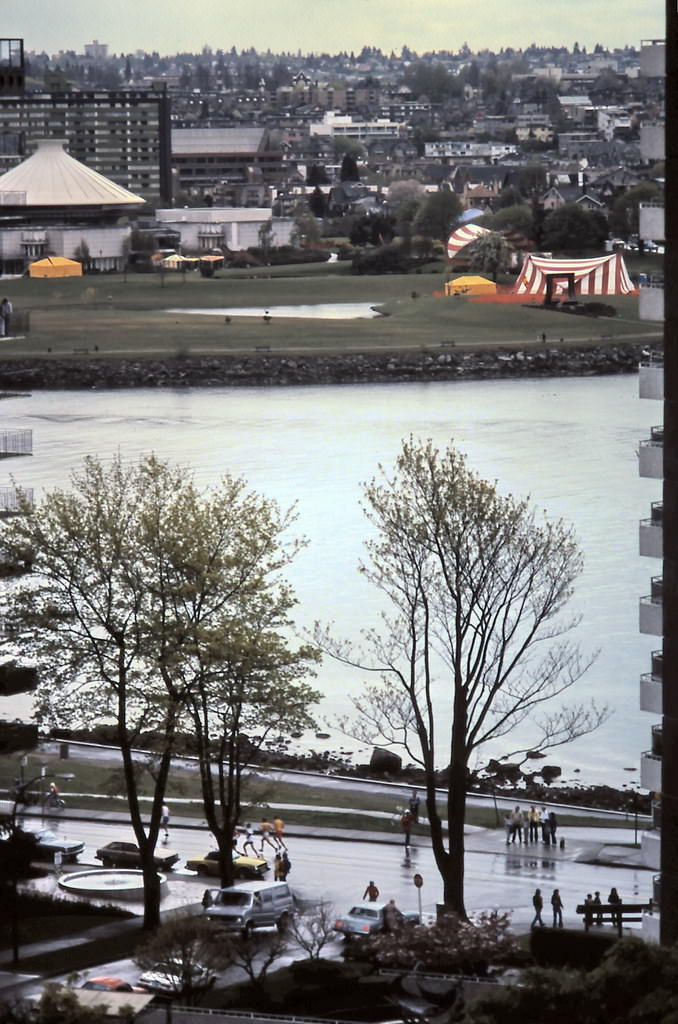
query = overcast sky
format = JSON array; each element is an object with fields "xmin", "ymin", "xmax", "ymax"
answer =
[{"xmin": 2, "ymin": 0, "xmax": 665, "ymax": 57}]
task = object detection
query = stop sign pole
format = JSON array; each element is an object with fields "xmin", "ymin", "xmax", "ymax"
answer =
[{"xmin": 413, "ymin": 872, "xmax": 423, "ymax": 923}]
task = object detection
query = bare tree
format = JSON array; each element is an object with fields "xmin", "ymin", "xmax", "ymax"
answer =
[
  {"xmin": 319, "ymin": 438, "xmax": 605, "ymax": 918},
  {"xmin": 289, "ymin": 900, "xmax": 337, "ymax": 960},
  {"xmin": 225, "ymin": 930, "xmax": 290, "ymax": 994},
  {"xmin": 134, "ymin": 915, "xmax": 227, "ymax": 1005}
]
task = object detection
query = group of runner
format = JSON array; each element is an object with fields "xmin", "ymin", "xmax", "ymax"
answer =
[{"xmin": 236, "ymin": 816, "xmax": 292, "ymax": 880}]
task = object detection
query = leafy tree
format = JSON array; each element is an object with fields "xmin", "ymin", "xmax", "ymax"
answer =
[
  {"xmin": 3, "ymin": 456, "xmax": 316, "ymax": 926},
  {"xmin": 541, "ymin": 203, "xmax": 608, "ymax": 252},
  {"xmin": 134, "ymin": 915, "xmax": 226, "ymax": 1005},
  {"xmin": 412, "ymin": 190, "xmax": 462, "ymax": 242},
  {"xmin": 340, "ymin": 152, "xmax": 361, "ymax": 182},
  {"xmin": 486, "ymin": 203, "xmax": 535, "ymax": 240},
  {"xmin": 290, "ymin": 203, "xmax": 322, "ymax": 247},
  {"xmin": 463, "ymin": 937, "xmax": 678, "ymax": 1023},
  {"xmin": 513, "ymin": 162, "xmax": 548, "ymax": 199},
  {"xmin": 319, "ymin": 438, "xmax": 604, "ymax": 917},
  {"xmin": 493, "ymin": 186, "xmax": 523, "ymax": 210},
  {"xmin": 307, "ymin": 163, "xmax": 330, "ymax": 186},
  {"xmin": 349, "ymin": 212, "xmax": 396, "ymax": 247},
  {"xmin": 308, "ymin": 186, "xmax": 326, "ymax": 219},
  {"xmin": 257, "ymin": 220, "xmax": 273, "ymax": 264},
  {"xmin": 73, "ymin": 239, "xmax": 90, "ymax": 270},
  {"xmin": 467, "ymin": 230, "xmax": 511, "ymax": 281},
  {"xmin": 386, "ymin": 179, "xmax": 426, "ymax": 210},
  {"xmin": 334, "ymin": 136, "xmax": 365, "ymax": 161}
]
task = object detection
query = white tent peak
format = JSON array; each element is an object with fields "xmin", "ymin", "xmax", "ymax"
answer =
[{"xmin": 0, "ymin": 138, "xmax": 145, "ymax": 208}]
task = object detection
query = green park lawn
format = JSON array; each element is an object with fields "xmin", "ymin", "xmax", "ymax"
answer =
[
  {"xmin": 0, "ymin": 261, "xmax": 661, "ymax": 360},
  {"xmin": 0, "ymin": 751, "xmax": 632, "ymax": 833}
]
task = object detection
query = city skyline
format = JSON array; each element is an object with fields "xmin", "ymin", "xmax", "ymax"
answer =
[{"xmin": 3, "ymin": 0, "xmax": 664, "ymax": 58}]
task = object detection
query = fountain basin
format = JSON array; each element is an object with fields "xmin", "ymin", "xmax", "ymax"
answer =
[{"xmin": 58, "ymin": 868, "xmax": 166, "ymax": 900}]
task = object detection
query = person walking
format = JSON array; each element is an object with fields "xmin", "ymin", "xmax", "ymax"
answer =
[
  {"xmin": 274, "ymin": 852, "xmax": 283, "ymax": 880},
  {"xmin": 408, "ymin": 791, "xmax": 421, "ymax": 822},
  {"xmin": 531, "ymin": 888, "xmax": 544, "ymax": 928},
  {"xmin": 363, "ymin": 880, "xmax": 380, "ymax": 902},
  {"xmin": 551, "ymin": 888, "xmax": 564, "ymax": 928},
  {"xmin": 400, "ymin": 809, "xmax": 413, "ymax": 847},
  {"xmin": 272, "ymin": 815, "xmax": 287, "ymax": 850},
  {"xmin": 593, "ymin": 891, "xmax": 603, "ymax": 926},
  {"xmin": 160, "ymin": 804, "xmax": 170, "ymax": 840},
  {"xmin": 583, "ymin": 893, "xmax": 594, "ymax": 928}
]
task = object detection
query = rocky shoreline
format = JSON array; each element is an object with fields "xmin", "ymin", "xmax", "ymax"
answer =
[{"xmin": 0, "ymin": 341, "xmax": 660, "ymax": 390}]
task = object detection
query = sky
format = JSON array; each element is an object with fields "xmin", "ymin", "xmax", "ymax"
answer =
[{"xmin": 2, "ymin": 0, "xmax": 665, "ymax": 57}]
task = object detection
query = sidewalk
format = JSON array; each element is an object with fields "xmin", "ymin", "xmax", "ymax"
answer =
[{"xmin": 15, "ymin": 798, "xmax": 646, "ymax": 869}]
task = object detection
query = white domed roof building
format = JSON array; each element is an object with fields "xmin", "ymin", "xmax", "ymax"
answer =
[{"xmin": 0, "ymin": 139, "xmax": 144, "ymax": 276}]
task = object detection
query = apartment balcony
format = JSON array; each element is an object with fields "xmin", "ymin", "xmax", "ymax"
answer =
[
  {"xmin": 0, "ymin": 486, "xmax": 33, "ymax": 517},
  {"xmin": 641, "ymin": 828, "xmax": 661, "ymax": 871},
  {"xmin": 640, "ymin": 651, "xmax": 663, "ymax": 714},
  {"xmin": 639, "ymin": 358, "xmax": 664, "ymax": 400},
  {"xmin": 639, "ymin": 426, "xmax": 663, "ymax": 478},
  {"xmin": 640, "ymin": 501, "xmax": 663, "ymax": 558},
  {"xmin": 639, "ymin": 201, "xmax": 665, "ymax": 242},
  {"xmin": 641, "ymin": 750, "xmax": 662, "ymax": 792},
  {"xmin": 640, "ymin": 575, "xmax": 663, "ymax": 635},
  {"xmin": 639, "ymin": 280, "xmax": 664, "ymax": 323},
  {"xmin": 0, "ymin": 429, "xmax": 32, "ymax": 459},
  {"xmin": 652, "ymin": 723, "xmax": 663, "ymax": 756}
]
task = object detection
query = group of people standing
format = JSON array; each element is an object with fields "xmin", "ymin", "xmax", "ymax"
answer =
[
  {"xmin": 505, "ymin": 805, "xmax": 559, "ymax": 846},
  {"xmin": 532, "ymin": 886, "xmax": 623, "ymax": 929}
]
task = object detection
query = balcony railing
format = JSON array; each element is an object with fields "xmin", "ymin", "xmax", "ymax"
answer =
[
  {"xmin": 652, "ymin": 650, "xmax": 663, "ymax": 678},
  {"xmin": 652, "ymin": 724, "xmax": 663, "ymax": 757},
  {"xmin": 0, "ymin": 429, "xmax": 32, "ymax": 458},
  {"xmin": 0, "ymin": 486, "xmax": 33, "ymax": 516}
]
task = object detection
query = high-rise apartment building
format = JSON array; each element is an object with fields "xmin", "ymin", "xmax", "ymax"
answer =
[{"xmin": 0, "ymin": 86, "xmax": 172, "ymax": 203}]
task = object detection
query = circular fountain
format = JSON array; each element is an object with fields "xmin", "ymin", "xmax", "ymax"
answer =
[{"xmin": 59, "ymin": 868, "xmax": 167, "ymax": 900}]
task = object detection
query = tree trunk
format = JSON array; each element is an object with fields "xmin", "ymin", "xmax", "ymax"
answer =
[{"xmin": 442, "ymin": 753, "xmax": 467, "ymax": 918}]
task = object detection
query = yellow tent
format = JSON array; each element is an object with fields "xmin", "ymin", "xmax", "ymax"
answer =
[
  {"xmin": 445, "ymin": 275, "xmax": 496, "ymax": 296},
  {"xmin": 29, "ymin": 256, "xmax": 83, "ymax": 279}
]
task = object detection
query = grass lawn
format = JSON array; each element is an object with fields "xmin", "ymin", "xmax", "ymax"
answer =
[
  {"xmin": 0, "ymin": 263, "xmax": 661, "ymax": 361},
  {"xmin": 1, "ymin": 751, "xmax": 632, "ymax": 833}
]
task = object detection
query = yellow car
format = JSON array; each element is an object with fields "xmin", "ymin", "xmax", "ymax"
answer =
[{"xmin": 185, "ymin": 849, "xmax": 269, "ymax": 879}]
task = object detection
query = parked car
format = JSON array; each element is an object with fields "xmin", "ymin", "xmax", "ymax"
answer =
[
  {"xmin": 81, "ymin": 977, "xmax": 146, "ymax": 993},
  {"xmin": 95, "ymin": 840, "xmax": 179, "ymax": 870},
  {"xmin": 186, "ymin": 849, "xmax": 269, "ymax": 879},
  {"xmin": 204, "ymin": 880, "xmax": 295, "ymax": 936},
  {"xmin": 137, "ymin": 960, "xmax": 216, "ymax": 997},
  {"xmin": 333, "ymin": 901, "xmax": 419, "ymax": 937},
  {"xmin": 15, "ymin": 827, "xmax": 84, "ymax": 863}
]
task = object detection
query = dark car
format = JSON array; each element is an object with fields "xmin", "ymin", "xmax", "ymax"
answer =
[
  {"xmin": 95, "ymin": 840, "xmax": 179, "ymax": 870},
  {"xmin": 9, "ymin": 827, "xmax": 84, "ymax": 863}
]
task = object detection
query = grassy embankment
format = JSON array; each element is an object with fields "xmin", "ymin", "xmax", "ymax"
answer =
[
  {"xmin": 0, "ymin": 258, "xmax": 662, "ymax": 361},
  {"xmin": 0, "ymin": 751, "xmax": 633, "ymax": 832}
]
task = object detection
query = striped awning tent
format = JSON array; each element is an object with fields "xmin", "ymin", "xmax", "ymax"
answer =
[
  {"xmin": 514, "ymin": 252, "xmax": 634, "ymax": 296},
  {"xmin": 446, "ymin": 223, "xmax": 490, "ymax": 261}
]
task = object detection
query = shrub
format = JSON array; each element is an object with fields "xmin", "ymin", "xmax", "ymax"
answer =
[
  {"xmin": 344, "ymin": 911, "xmax": 522, "ymax": 975},
  {"xmin": 530, "ymin": 925, "xmax": 617, "ymax": 969}
]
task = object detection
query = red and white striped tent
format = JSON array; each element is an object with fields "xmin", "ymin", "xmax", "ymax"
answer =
[
  {"xmin": 446, "ymin": 223, "xmax": 489, "ymax": 261},
  {"xmin": 513, "ymin": 252, "xmax": 634, "ymax": 296}
]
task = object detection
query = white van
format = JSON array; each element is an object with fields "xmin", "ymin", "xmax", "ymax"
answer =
[{"xmin": 204, "ymin": 880, "xmax": 295, "ymax": 936}]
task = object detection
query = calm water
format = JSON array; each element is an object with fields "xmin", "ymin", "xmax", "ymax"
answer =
[{"xmin": 0, "ymin": 376, "xmax": 659, "ymax": 787}]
